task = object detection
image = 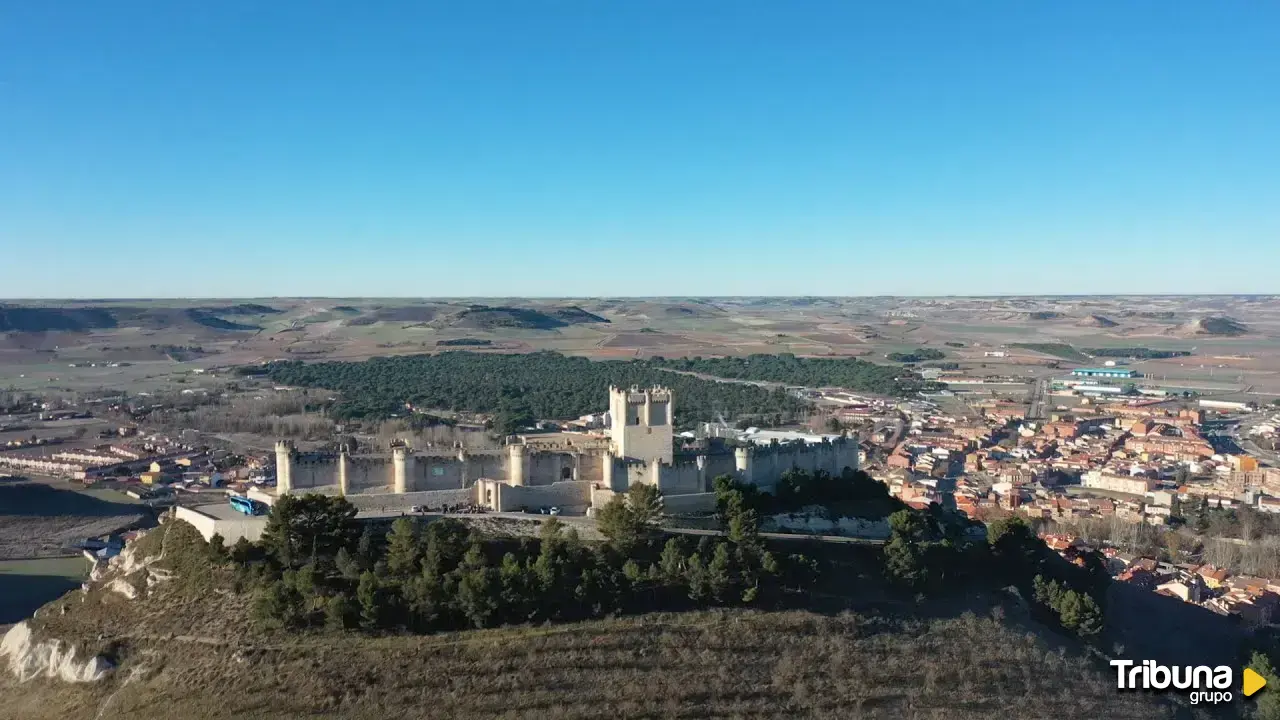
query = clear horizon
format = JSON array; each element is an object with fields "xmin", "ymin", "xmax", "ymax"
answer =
[
  {"xmin": 3, "ymin": 293, "xmax": 1277, "ymax": 303},
  {"xmin": 3, "ymin": 3, "xmax": 1278, "ymax": 297}
]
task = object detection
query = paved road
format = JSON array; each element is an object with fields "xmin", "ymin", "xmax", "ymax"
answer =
[
  {"xmin": 1027, "ymin": 377, "xmax": 1049, "ymax": 420},
  {"xmin": 653, "ymin": 367, "xmax": 784, "ymax": 390},
  {"xmin": 1234, "ymin": 412, "xmax": 1280, "ymax": 466}
]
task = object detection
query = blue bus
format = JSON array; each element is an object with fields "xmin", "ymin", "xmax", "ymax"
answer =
[{"xmin": 229, "ymin": 495, "xmax": 265, "ymax": 516}]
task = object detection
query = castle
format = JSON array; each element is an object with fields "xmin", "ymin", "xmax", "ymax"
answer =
[{"xmin": 270, "ymin": 386, "xmax": 859, "ymax": 514}]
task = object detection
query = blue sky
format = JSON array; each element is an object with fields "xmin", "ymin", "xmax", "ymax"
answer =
[{"xmin": 2, "ymin": 2, "xmax": 1277, "ymax": 298}]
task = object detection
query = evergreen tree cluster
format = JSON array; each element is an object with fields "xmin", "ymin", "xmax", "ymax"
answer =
[
  {"xmin": 882, "ymin": 506, "xmax": 985, "ymax": 594},
  {"xmin": 650, "ymin": 353, "xmax": 929, "ymax": 395},
  {"xmin": 713, "ymin": 467, "xmax": 906, "ymax": 520},
  {"xmin": 885, "ymin": 348, "xmax": 946, "ymax": 363},
  {"xmin": 238, "ymin": 492, "xmax": 812, "ymax": 633},
  {"xmin": 207, "ymin": 474, "xmax": 1111, "ymax": 648},
  {"xmin": 258, "ymin": 351, "xmax": 810, "ymax": 423},
  {"xmin": 1032, "ymin": 575, "xmax": 1104, "ymax": 638}
]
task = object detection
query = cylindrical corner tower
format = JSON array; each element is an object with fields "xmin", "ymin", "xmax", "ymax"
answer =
[
  {"xmin": 392, "ymin": 445, "xmax": 412, "ymax": 494},
  {"xmin": 507, "ymin": 444, "xmax": 528, "ymax": 486},
  {"xmin": 734, "ymin": 446, "xmax": 752, "ymax": 485},
  {"xmin": 274, "ymin": 440, "xmax": 294, "ymax": 496}
]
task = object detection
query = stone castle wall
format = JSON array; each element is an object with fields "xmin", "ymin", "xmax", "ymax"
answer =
[
  {"xmin": 477, "ymin": 480, "xmax": 592, "ymax": 513},
  {"xmin": 602, "ymin": 437, "xmax": 859, "ymax": 497},
  {"xmin": 737, "ymin": 439, "xmax": 860, "ymax": 493}
]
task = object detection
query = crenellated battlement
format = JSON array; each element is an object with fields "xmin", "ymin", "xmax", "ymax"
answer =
[
  {"xmin": 294, "ymin": 454, "xmax": 338, "ymax": 466},
  {"xmin": 738, "ymin": 435, "xmax": 855, "ymax": 457}
]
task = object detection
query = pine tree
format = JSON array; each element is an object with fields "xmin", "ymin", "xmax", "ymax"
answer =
[
  {"xmin": 686, "ymin": 553, "xmax": 710, "ymax": 604},
  {"xmin": 334, "ymin": 547, "xmax": 361, "ymax": 581},
  {"xmin": 622, "ymin": 559, "xmax": 644, "ymax": 583},
  {"xmin": 230, "ymin": 537, "xmax": 256, "ymax": 564},
  {"xmin": 1057, "ymin": 590, "xmax": 1084, "ymax": 631},
  {"xmin": 456, "ymin": 547, "xmax": 499, "ymax": 629},
  {"xmin": 660, "ymin": 538, "xmax": 686, "ymax": 581},
  {"xmin": 498, "ymin": 552, "xmax": 530, "ymax": 622},
  {"xmin": 402, "ymin": 568, "xmax": 441, "ymax": 632},
  {"xmin": 727, "ymin": 507, "xmax": 761, "ymax": 546},
  {"xmin": 325, "ymin": 593, "xmax": 352, "ymax": 630},
  {"xmin": 1073, "ymin": 593, "xmax": 1104, "ymax": 637},
  {"xmin": 254, "ymin": 577, "xmax": 304, "ymax": 629},
  {"xmin": 357, "ymin": 525, "xmax": 377, "ymax": 568},
  {"xmin": 596, "ymin": 496, "xmax": 640, "ymax": 549},
  {"xmin": 206, "ymin": 533, "xmax": 228, "ymax": 564},
  {"xmin": 385, "ymin": 517, "xmax": 421, "ymax": 577},
  {"xmin": 1251, "ymin": 652, "xmax": 1280, "ymax": 720},
  {"xmin": 883, "ymin": 536, "xmax": 928, "ymax": 589},
  {"xmin": 708, "ymin": 542, "xmax": 734, "ymax": 603},
  {"xmin": 357, "ymin": 571, "xmax": 381, "ymax": 629},
  {"xmin": 626, "ymin": 483, "xmax": 663, "ymax": 531}
]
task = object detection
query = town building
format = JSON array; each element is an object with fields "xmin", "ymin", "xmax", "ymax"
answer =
[{"xmin": 1072, "ymin": 367, "xmax": 1140, "ymax": 379}]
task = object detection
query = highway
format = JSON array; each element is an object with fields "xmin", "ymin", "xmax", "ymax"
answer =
[{"xmin": 1027, "ymin": 377, "xmax": 1049, "ymax": 420}]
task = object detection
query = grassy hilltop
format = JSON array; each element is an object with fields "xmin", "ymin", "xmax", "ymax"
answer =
[{"xmin": 0, "ymin": 474, "xmax": 1215, "ymax": 720}]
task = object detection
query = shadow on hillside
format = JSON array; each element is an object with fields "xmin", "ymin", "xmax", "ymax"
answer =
[
  {"xmin": 1106, "ymin": 580, "xmax": 1245, "ymax": 669},
  {"xmin": 0, "ymin": 483, "xmax": 141, "ymax": 519},
  {"xmin": 0, "ymin": 573, "xmax": 81, "ymax": 625}
]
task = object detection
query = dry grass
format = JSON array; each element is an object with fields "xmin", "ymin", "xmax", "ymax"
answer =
[{"xmin": 4, "ymin": 606, "xmax": 1192, "ymax": 720}]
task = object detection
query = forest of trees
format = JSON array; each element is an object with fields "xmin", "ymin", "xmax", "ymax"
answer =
[
  {"xmin": 257, "ymin": 352, "xmax": 831, "ymax": 424},
  {"xmin": 885, "ymin": 348, "xmax": 946, "ymax": 363},
  {"xmin": 649, "ymin": 353, "xmax": 929, "ymax": 395},
  {"xmin": 714, "ymin": 467, "xmax": 907, "ymax": 521},
  {"xmin": 1082, "ymin": 347, "xmax": 1192, "ymax": 360},
  {"xmin": 236, "ymin": 488, "xmax": 814, "ymax": 633}
]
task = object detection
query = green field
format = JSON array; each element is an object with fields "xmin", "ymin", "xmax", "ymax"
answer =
[{"xmin": 0, "ymin": 556, "xmax": 89, "ymax": 624}]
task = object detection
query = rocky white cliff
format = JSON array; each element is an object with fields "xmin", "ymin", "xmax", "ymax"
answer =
[{"xmin": 0, "ymin": 622, "xmax": 112, "ymax": 683}]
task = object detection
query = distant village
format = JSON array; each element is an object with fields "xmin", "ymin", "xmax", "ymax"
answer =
[{"xmin": 838, "ymin": 363, "xmax": 1280, "ymax": 627}]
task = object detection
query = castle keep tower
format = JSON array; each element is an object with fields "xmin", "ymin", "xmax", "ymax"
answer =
[
  {"xmin": 274, "ymin": 440, "xmax": 294, "ymax": 496},
  {"xmin": 608, "ymin": 386, "xmax": 673, "ymax": 464}
]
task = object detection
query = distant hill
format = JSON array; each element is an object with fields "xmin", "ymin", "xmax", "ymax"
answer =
[
  {"xmin": 546, "ymin": 305, "xmax": 610, "ymax": 325},
  {"xmin": 0, "ymin": 304, "xmax": 277, "ymax": 333},
  {"xmin": 183, "ymin": 309, "xmax": 259, "ymax": 331},
  {"xmin": 1076, "ymin": 314, "xmax": 1119, "ymax": 328},
  {"xmin": 339, "ymin": 304, "xmax": 609, "ymax": 331},
  {"xmin": 345, "ymin": 304, "xmax": 449, "ymax": 325},
  {"xmin": 1167, "ymin": 316, "xmax": 1249, "ymax": 337},
  {"xmin": 449, "ymin": 305, "xmax": 570, "ymax": 330},
  {"xmin": 446, "ymin": 305, "xmax": 607, "ymax": 331},
  {"xmin": 0, "ymin": 306, "xmax": 118, "ymax": 332},
  {"xmin": 603, "ymin": 300, "xmax": 726, "ymax": 319},
  {"xmin": 1193, "ymin": 316, "xmax": 1248, "ymax": 336}
]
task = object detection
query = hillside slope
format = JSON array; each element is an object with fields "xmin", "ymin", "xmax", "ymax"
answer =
[
  {"xmin": 0, "ymin": 520, "xmax": 1187, "ymax": 720},
  {"xmin": 0, "ymin": 304, "xmax": 279, "ymax": 333}
]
